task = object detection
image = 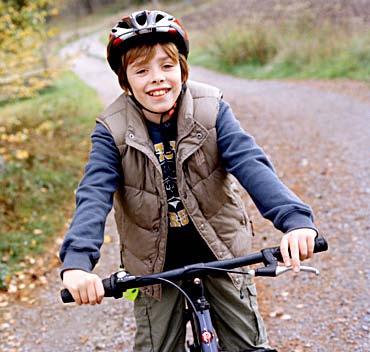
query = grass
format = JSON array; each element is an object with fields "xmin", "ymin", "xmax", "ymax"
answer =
[
  {"xmin": 0, "ymin": 72, "xmax": 102, "ymax": 288},
  {"xmin": 189, "ymin": 17, "xmax": 370, "ymax": 81}
]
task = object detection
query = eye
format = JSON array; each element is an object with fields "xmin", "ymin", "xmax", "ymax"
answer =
[
  {"xmin": 135, "ymin": 68, "xmax": 147, "ymax": 75},
  {"xmin": 163, "ymin": 63, "xmax": 174, "ymax": 69}
]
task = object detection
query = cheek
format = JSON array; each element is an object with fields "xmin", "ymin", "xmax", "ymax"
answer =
[
  {"xmin": 172, "ymin": 67, "xmax": 182, "ymax": 88},
  {"xmin": 128, "ymin": 78, "xmax": 144, "ymax": 96}
]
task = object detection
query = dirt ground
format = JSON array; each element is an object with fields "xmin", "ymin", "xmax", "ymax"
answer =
[{"xmin": 1, "ymin": 1, "xmax": 370, "ymax": 351}]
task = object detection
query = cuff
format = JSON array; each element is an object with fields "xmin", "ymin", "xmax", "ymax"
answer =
[
  {"xmin": 59, "ymin": 251, "xmax": 93, "ymax": 280},
  {"xmin": 280, "ymin": 212, "xmax": 318, "ymax": 234}
]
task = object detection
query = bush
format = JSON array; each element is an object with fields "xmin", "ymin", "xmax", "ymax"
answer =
[
  {"xmin": 209, "ymin": 22, "xmax": 278, "ymax": 66},
  {"xmin": 0, "ymin": 72, "xmax": 102, "ymax": 288},
  {"xmin": 191, "ymin": 14, "xmax": 370, "ymax": 80}
]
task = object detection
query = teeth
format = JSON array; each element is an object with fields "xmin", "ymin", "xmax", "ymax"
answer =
[{"xmin": 149, "ymin": 89, "xmax": 168, "ymax": 96}]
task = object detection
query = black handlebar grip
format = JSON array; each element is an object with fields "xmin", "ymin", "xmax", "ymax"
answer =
[
  {"xmin": 61, "ymin": 288, "xmax": 74, "ymax": 303},
  {"xmin": 313, "ymin": 235, "xmax": 328, "ymax": 253},
  {"xmin": 60, "ymin": 277, "xmax": 114, "ymax": 303},
  {"xmin": 272, "ymin": 235, "xmax": 328, "ymax": 262}
]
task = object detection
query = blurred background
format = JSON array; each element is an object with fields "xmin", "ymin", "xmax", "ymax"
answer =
[
  {"xmin": 1, "ymin": 0, "xmax": 370, "ymax": 319},
  {"xmin": 0, "ymin": 1, "xmax": 369, "ymax": 351}
]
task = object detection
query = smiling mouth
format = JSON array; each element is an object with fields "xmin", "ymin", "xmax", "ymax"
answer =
[{"xmin": 147, "ymin": 88, "xmax": 170, "ymax": 97}]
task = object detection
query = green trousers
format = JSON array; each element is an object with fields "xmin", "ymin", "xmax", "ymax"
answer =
[{"xmin": 133, "ymin": 274, "xmax": 271, "ymax": 352}]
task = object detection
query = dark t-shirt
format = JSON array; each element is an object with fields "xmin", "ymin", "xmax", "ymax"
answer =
[{"xmin": 145, "ymin": 116, "xmax": 216, "ymax": 269}]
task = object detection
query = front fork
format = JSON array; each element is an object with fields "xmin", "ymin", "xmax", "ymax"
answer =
[{"xmin": 184, "ymin": 278, "xmax": 219, "ymax": 352}]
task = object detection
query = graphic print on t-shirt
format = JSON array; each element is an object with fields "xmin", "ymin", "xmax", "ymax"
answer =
[{"xmin": 154, "ymin": 140, "xmax": 190, "ymax": 227}]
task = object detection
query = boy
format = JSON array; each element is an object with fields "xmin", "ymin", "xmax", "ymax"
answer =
[{"xmin": 60, "ymin": 10, "xmax": 318, "ymax": 351}]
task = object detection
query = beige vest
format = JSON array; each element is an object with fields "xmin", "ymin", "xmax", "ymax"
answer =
[{"xmin": 97, "ymin": 81, "xmax": 253, "ymax": 299}]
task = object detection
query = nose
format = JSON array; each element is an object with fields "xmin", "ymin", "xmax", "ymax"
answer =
[{"xmin": 151, "ymin": 67, "xmax": 165, "ymax": 84}]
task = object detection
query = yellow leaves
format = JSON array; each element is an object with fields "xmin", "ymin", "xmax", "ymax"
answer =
[
  {"xmin": 0, "ymin": 0, "xmax": 59, "ymax": 101},
  {"xmin": 49, "ymin": 7, "xmax": 59, "ymax": 17},
  {"xmin": 30, "ymin": 239, "xmax": 38, "ymax": 248},
  {"xmin": 0, "ymin": 126, "xmax": 31, "ymax": 160},
  {"xmin": 47, "ymin": 27, "xmax": 60, "ymax": 37},
  {"xmin": 36, "ymin": 120, "xmax": 53, "ymax": 133},
  {"xmin": 15, "ymin": 150, "xmax": 30, "ymax": 160},
  {"xmin": 1, "ymin": 131, "xmax": 29, "ymax": 143}
]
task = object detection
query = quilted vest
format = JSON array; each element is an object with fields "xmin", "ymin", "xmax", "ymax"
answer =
[{"xmin": 97, "ymin": 80, "xmax": 253, "ymax": 299}]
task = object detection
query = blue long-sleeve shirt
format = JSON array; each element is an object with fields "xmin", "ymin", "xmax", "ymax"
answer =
[{"xmin": 59, "ymin": 99, "xmax": 316, "ymax": 276}]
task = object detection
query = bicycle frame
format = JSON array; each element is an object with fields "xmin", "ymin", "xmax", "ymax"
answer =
[{"xmin": 183, "ymin": 277, "xmax": 218, "ymax": 351}]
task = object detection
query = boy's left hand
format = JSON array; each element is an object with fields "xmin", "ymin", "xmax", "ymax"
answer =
[{"xmin": 280, "ymin": 228, "xmax": 317, "ymax": 272}]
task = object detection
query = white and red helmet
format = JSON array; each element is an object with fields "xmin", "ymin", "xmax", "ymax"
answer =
[{"xmin": 107, "ymin": 10, "xmax": 189, "ymax": 74}]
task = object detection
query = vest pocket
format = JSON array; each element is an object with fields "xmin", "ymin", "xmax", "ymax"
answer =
[
  {"xmin": 122, "ymin": 185, "xmax": 160, "ymax": 230},
  {"xmin": 191, "ymin": 167, "xmax": 229, "ymax": 218}
]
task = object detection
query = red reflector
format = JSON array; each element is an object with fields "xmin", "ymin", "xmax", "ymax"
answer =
[{"xmin": 201, "ymin": 330, "xmax": 213, "ymax": 344}]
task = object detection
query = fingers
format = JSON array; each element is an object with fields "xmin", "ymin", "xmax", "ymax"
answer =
[
  {"xmin": 63, "ymin": 270, "xmax": 104, "ymax": 305},
  {"xmin": 298, "ymin": 236, "xmax": 308, "ymax": 261},
  {"xmin": 95, "ymin": 279, "xmax": 105, "ymax": 304},
  {"xmin": 280, "ymin": 235, "xmax": 291, "ymax": 267},
  {"xmin": 80, "ymin": 285, "xmax": 90, "ymax": 305},
  {"xmin": 289, "ymin": 234, "xmax": 300, "ymax": 273},
  {"xmin": 69, "ymin": 287, "xmax": 82, "ymax": 305},
  {"xmin": 280, "ymin": 233, "xmax": 300, "ymax": 271},
  {"xmin": 280, "ymin": 229, "xmax": 317, "ymax": 273},
  {"xmin": 307, "ymin": 234, "xmax": 315, "ymax": 259},
  {"xmin": 82, "ymin": 276, "xmax": 104, "ymax": 305}
]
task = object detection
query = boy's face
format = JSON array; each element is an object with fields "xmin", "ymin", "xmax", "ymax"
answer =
[{"xmin": 126, "ymin": 44, "xmax": 182, "ymax": 121}]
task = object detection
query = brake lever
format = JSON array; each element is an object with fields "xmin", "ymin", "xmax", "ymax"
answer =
[
  {"xmin": 275, "ymin": 265, "xmax": 320, "ymax": 276},
  {"xmin": 253, "ymin": 264, "xmax": 320, "ymax": 277}
]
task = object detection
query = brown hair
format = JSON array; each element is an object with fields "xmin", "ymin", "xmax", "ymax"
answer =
[{"xmin": 117, "ymin": 42, "xmax": 189, "ymax": 94}]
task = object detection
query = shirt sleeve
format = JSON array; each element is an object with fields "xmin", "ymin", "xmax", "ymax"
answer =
[
  {"xmin": 59, "ymin": 122, "xmax": 122, "ymax": 279},
  {"xmin": 216, "ymin": 100, "xmax": 317, "ymax": 233}
]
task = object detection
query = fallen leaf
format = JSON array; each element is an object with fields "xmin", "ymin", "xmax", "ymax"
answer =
[
  {"xmin": 281, "ymin": 314, "xmax": 292, "ymax": 320},
  {"xmin": 80, "ymin": 335, "xmax": 89, "ymax": 344},
  {"xmin": 39, "ymin": 276, "xmax": 48, "ymax": 285}
]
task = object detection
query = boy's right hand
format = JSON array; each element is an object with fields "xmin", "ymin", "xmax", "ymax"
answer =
[{"xmin": 62, "ymin": 269, "xmax": 104, "ymax": 305}]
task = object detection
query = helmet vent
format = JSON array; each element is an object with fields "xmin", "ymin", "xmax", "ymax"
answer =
[
  {"xmin": 117, "ymin": 20, "xmax": 130, "ymax": 29},
  {"xmin": 136, "ymin": 13, "xmax": 147, "ymax": 26},
  {"xmin": 155, "ymin": 14, "xmax": 164, "ymax": 22}
]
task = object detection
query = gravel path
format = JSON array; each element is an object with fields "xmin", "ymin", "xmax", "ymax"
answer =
[{"xmin": 1, "ymin": 32, "xmax": 369, "ymax": 352}]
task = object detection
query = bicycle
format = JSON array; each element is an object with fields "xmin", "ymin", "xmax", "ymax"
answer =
[{"xmin": 61, "ymin": 236, "xmax": 328, "ymax": 352}]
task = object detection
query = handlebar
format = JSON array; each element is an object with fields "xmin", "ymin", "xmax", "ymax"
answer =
[{"xmin": 61, "ymin": 235, "xmax": 328, "ymax": 303}]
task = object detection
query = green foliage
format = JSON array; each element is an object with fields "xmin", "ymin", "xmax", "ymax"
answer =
[
  {"xmin": 209, "ymin": 22, "xmax": 278, "ymax": 66},
  {"xmin": 0, "ymin": 72, "xmax": 102, "ymax": 287},
  {"xmin": 0, "ymin": 262, "xmax": 10, "ymax": 289},
  {"xmin": 190, "ymin": 16, "xmax": 370, "ymax": 81},
  {"xmin": 0, "ymin": 0, "xmax": 59, "ymax": 101}
]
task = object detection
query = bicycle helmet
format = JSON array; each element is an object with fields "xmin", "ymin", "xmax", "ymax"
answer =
[{"xmin": 107, "ymin": 10, "xmax": 189, "ymax": 75}]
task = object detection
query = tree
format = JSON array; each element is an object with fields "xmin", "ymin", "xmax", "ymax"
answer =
[{"xmin": 0, "ymin": 0, "xmax": 58, "ymax": 101}]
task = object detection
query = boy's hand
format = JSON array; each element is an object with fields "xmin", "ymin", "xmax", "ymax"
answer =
[
  {"xmin": 280, "ymin": 228, "xmax": 317, "ymax": 273},
  {"xmin": 62, "ymin": 269, "xmax": 104, "ymax": 305}
]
